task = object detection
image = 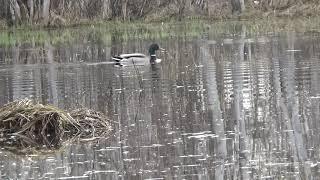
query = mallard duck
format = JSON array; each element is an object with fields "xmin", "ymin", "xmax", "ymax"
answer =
[{"xmin": 112, "ymin": 43, "xmax": 164, "ymax": 65}]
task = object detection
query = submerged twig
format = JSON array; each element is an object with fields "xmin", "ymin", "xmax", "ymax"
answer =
[{"xmin": 131, "ymin": 59, "xmax": 144, "ymax": 89}]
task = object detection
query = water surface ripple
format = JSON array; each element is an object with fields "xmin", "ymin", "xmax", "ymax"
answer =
[{"xmin": 0, "ymin": 25, "xmax": 320, "ymax": 179}]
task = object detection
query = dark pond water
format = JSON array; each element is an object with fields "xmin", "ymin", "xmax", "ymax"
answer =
[{"xmin": 0, "ymin": 23, "xmax": 320, "ymax": 179}]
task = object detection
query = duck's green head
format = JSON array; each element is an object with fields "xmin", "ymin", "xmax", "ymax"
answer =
[{"xmin": 148, "ymin": 43, "xmax": 160, "ymax": 55}]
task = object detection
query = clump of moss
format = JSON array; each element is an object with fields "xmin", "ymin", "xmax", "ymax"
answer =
[{"xmin": 0, "ymin": 99, "xmax": 112, "ymax": 153}]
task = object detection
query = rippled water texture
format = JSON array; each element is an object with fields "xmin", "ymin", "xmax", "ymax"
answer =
[{"xmin": 0, "ymin": 23, "xmax": 320, "ymax": 179}]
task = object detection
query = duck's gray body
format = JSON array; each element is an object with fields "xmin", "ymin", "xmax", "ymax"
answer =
[{"xmin": 112, "ymin": 44, "xmax": 162, "ymax": 66}]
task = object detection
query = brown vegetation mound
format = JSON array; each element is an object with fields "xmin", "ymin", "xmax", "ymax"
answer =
[{"xmin": 0, "ymin": 99, "xmax": 112, "ymax": 153}]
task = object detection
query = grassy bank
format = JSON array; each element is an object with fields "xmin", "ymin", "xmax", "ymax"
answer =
[{"xmin": 1, "ymin": 18, "xmax": 320, "ymax": 47}]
